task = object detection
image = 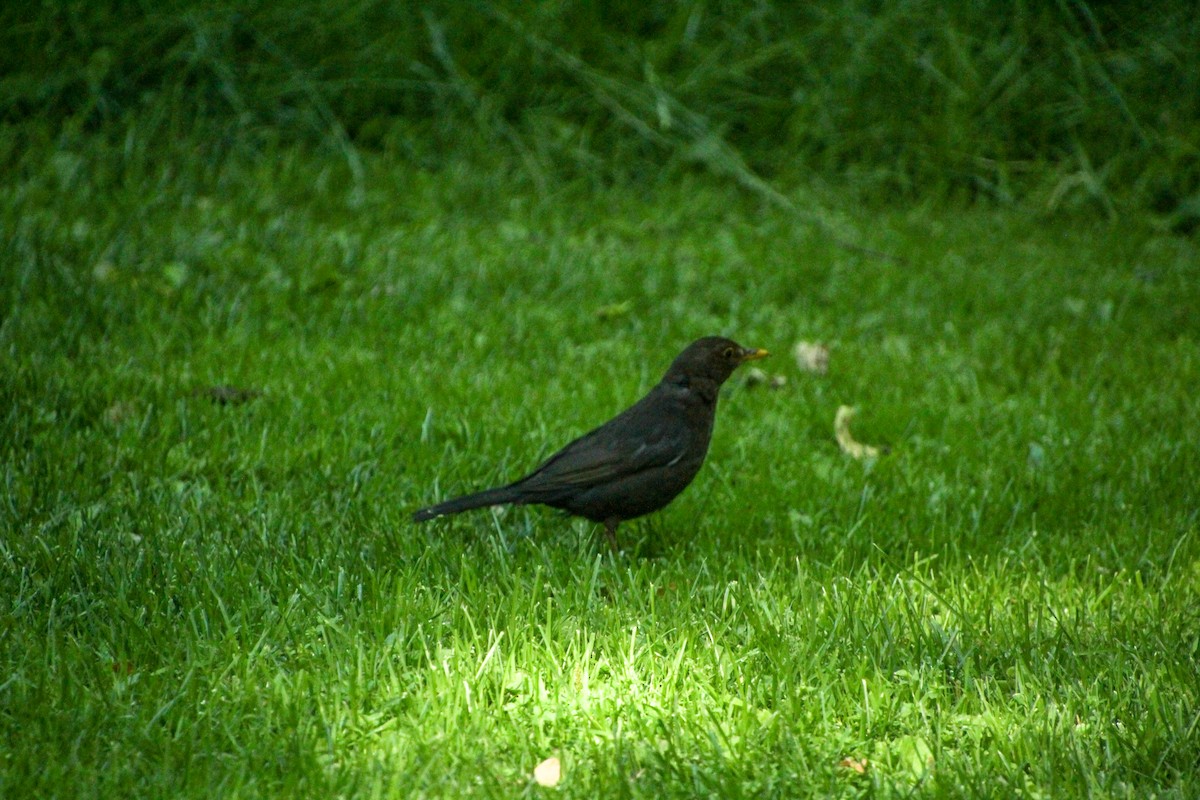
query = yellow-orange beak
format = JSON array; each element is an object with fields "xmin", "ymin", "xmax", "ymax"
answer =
[{"xmin": 740, "ymin": 347, "xmax": 770, "ymax": 362}]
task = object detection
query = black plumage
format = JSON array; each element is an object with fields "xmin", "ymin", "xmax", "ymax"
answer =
[{"xmin": 412, "ymin": 336, "xmax": 768, "ymax": 547}]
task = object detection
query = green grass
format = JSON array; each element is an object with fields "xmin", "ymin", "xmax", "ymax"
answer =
[{"xmin": 2, "ymin": 129, "xmax": 1199, "ymax": 798}]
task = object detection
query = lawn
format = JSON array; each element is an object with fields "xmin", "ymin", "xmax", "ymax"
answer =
[{"xmin": 2, "ymin": 131, "xmax": 1198, "ymax": 797}]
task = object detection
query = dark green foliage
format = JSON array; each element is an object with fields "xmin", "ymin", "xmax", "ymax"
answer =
[{"xmin": 3, "ymin": 0, "xmax": 1197, "ymax": 213}]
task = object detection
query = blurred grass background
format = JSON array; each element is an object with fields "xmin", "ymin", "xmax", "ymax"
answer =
[{"xmin": 3, "ymin": 0, "xmax": 1197, "ymax": 221}]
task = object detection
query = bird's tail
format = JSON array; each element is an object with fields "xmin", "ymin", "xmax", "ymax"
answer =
[{"xmin": 411, "ymin": 485, "xmax": 522, "ymax": 522}]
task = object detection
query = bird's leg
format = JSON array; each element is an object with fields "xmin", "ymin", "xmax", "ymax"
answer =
[{"xmin": 603, "ymin": 518, "xmax": 620, "ymax": 553}]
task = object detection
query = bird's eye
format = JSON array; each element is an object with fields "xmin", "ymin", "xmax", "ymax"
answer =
[{"xmin": 723, "ymin": 347, "xmax": 736, "ymax": 359}]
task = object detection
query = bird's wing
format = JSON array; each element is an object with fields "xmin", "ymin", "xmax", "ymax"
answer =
[{"xmin": 516, "ymin": 411, "xmax": 688, "ymax": 494}]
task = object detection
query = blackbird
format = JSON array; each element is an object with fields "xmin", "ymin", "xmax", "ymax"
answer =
[{"xmin": 412, "ymin": 336, "xmax": 768, "ymax": 547}]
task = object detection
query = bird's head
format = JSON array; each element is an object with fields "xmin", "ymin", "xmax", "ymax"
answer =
[{"xmin": 665, "ymin": 336, "xmax": 769, "ymax": 385}]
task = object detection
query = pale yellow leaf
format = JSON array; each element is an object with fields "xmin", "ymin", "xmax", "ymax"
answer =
[
  {"xmin": 533, "ymin": 756, "xmax": 561, "ymax": 787},
  {"xmin": 838, "ymin": 756, "xmax": 869, "ymax": 774},
  {"xmin": 794, "ymin": 341, "xmax": 830, "ymax": 374},
  {"xmin": 835, "ymin": 405, "xmax": 884, "ymax": 460}
]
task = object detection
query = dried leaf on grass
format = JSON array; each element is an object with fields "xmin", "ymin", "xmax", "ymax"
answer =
[
  {"xmin": 838, "ymin": 756, "xmax": 869, "ymax": 774},
  {"xmin": 533, "ymin": 755, "xmax": 561, "ymax": 787},
  {"xmin": 195, "ymin": 386, "xmax": 263, "ymax": 406},
  {"xmin": 744, "ymin": 367, "xmax": 788, "ymax": 389},
  {"xmin": 794, "ymin": 341, "xmax": 830, "ymax": 374},
  {"xmin": 835, "ymin": 405, "xmax": 886, "ymax": 459}
]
